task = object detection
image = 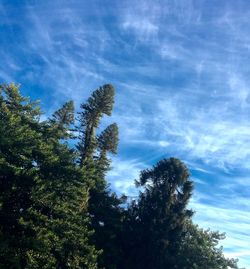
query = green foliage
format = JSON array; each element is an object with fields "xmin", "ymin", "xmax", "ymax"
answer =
[
  {"xmin": 52, "ymin": 100, "xmax": 74, "ymax": 126},
  {"xmin": 121, "ymin": 158, "xmax": 194, "ymax": 269},
  {"xmin": 98, "ymin": 123, "xmax": 119, "ymax": 154},
  {"xmin": 88, "ymin": 190, "xmax": 125, "ymax": 269},
  {"xmin": 178, "ymin": 222, "xmax": 240, "ymax": 269},
  {"xmin": 0, "ymin": 83, "xmax": 241, "ymax": 269},
  {"xmin": 96, "ymin": 123, "xmax": 119, "ymax": 182},
  {"xmin": 0, "ymin": 83, "xmax": 42, "ymax": 268},
  {"xmin": 77, "ymin": 84, "xmax": 115, "ymax": 163},
  {"xmin": 77, "ymin": 84, "xmax": 123, "ymax": 269},
  {"xmin": 0, "ymin": 84, "xmax": 97, "ymax": 269},
  {"xmin": 49, "ymin": 100, "xmax": 75, "ymax": 139},
  {"xmin": 119, "ymin": 158, "xmax": 241, "ymax": 269}
]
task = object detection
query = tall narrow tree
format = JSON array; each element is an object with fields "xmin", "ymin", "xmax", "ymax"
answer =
[
  {"xmin": 77, "ymin": 84, "xmax": 115, "ymax": 164},
  {"xmin": 77, "ymin": 84, "xmax": 123, "ymax": 269},
  {"xmin": 121, "ymin": 158, "xmax": 193, "ymax": 269}
]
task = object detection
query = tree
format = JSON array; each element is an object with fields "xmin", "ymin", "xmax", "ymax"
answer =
[
  {"xmin": 0, "ymin": 83, "xmax": 241, "ymax": 269},
  {"xmin": 25, "ymin": 100, "xmax": 98, "ymax": 269},
  {"xmin": 77, "ymin": 84, "xmax": 115, "ymax": 164},
  {"xmin": 177, "ymin": 222, "xmax": 240, "ymax": 269},
  {"xmin": 121, "ymin": 158, "xmax": 193, "ymax": 269},
  {"xmin": 0, "ymin": 84, "xmax": 97, "ymax": 269},
  {"xmin": 121, "ymin": 157, "xmax": 242, "ymax": 269},
  {"xmin": 77, "ymin": 84, "xmax": 124, "ymax": 269},
  {"xmin": 49, "ymin": 100, "xmax": 75, "ymax": 139},
  {"xmin": 0, "ymin": 83, "xmax": 42, "ymax": 268}
]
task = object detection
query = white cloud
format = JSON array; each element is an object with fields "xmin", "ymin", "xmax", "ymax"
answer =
[
  {"xmin": 191, "ymin": 197, "xmax": 250, "ymax": 268},
  {"xmin": 154, "ymin": 89, "xmax": 250, "ymax": 170},
  {"xmin": 107, "ymin": 157, "xmax": 147, "ymax": 195},
  {"xmin": 122, "ymin": 18, "xmax": 158, "ymax": 40},
  {"xmin": 228, "ymin": 73, "xmax": 250, "ymax": 107},
  {"xmin": 2, "ymin": 1, "xmax": 250, "ymax": 266}
]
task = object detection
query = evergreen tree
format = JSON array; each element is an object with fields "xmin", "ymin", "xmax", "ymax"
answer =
[
  {"xmin": 178, "ymin": 222, "xmax": 240, "ymax": 269},
  {"xmin": 25, "ymin": 100, "xmax": 98, "ymax": 269},
  {"xmin": 121, "ymin": 158, "xmax": 241, "ymax": 269},
  {"xmin": 121, "ymin": 158, "xmax": 194, "ymax": 269},
  {"xmin": 77, "ymin": 84, "xmax": 124, "ymax": 269},
  {"xmin": 96, "ymin": 123, "xmax": 119, "ymax": 184},
  {"xmin": 0, "ymin": 84, "xmax": 97, "ymax": 269},
  {"xmin": 49, "ymin": 100, "xmax": 75, "ymax": 139},
  {"xmin": 0, "ymin": 83, "xmax": 42, "ymax": 268},
  {"xmin": 0, "ymin": 83, "xmax": 241, "ymax": 269},
  {"xmin": 77, "ymin": 84, "xmax": 115, "ymax": 164}
]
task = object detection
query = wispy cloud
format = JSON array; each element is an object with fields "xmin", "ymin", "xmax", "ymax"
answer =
[
  {"xmin": 107, "ymin": 157, "xmax": 147, "ymax": 196},
  {"xmin": 120, "ymin": 0, "xmax": 160, "ymax": 42},
  {"xmin": 191, "ymin": 193, "xmax": 250, "ymax": 267},
  {"xmin": 1, "ymin": 0, "xmax": 250, "ymax": 267}
]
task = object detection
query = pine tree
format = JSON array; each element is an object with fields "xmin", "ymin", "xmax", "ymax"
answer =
[
  {"xmin": 25, "ymin": 100, "xmax": 98, "ymax": 269},
  {"xmin": 121, "ymin": 157, "xmax": 241, "ymax": 269},
  {"xmin": 52, "ymin": 100, "xmax": 74, "ymax": 126},
  {"xmin": 0, "ymin": 84, "xmax": 97, "ymax": 269},
  {"xmin": 77, "ymin": 84, "xmax": 115, "ymax": 164},
  {"xmin": 49, "ymin": 100, "xmax": 75, "ymax": 139},
  {"xmin": 121, "ymin": 158, "xmax": 194, "ymax": 269},
  {"xmin": 77, "ymin": 84, "xmax": 124, "ymax": 269},
  {"xmin": 96, "ymin": 123, "xmax": 119, "ymax": 185},
  {"xmin": 0, "ymin": 83, "xmax": 42, "ymax": 268},
  {"xmin": 177, "ymin": 222, "xmax": 240, "ymax": 269},
  {"xmin": 0, "ymin": 83, "xmax": 241, "ymax": 269}
]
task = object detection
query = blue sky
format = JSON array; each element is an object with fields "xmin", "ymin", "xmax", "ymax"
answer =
[{"xmin": 1, "ymin": 0, "xmax": 250, "ymax": 267}]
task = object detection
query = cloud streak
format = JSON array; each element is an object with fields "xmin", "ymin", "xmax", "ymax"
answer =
[{"xmin": 1, "ymin": 0, "xmax": 250, "ymax": 267}]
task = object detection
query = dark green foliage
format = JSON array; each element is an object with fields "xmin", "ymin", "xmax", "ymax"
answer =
[
  {"xmin": 98, "ymin": 123, "xmax": 119, "ymax": 154},
  {"xmin": 121, "ymin": 158, "xmax": 194, "ymax": 269},
  {"xmin": 49, "ymin": 100, "xmax": 75, "ymax": 139},
  {"xmin": 77, "ymin": 84, "xmax": 118, "ymax": 189},
  {"xmin": 120, "ymin": 158, "xmax": 241, "ymax": 269},
  {"xmin": 77, "ymin": 84, "xmax": 123, "ymax": 269},
  {"xmin": 178, "ymin": 222, "xmax": 240, "ymax": 269},
  {"xmin": 88, "ymin": 190, "xmax": 125, "ymax": 269},
  {"xmin": 0, "ymin": 83, "xmax": 241, "ymax": 269},
  {"xmin": 24, "ymin": 135, "xmax": 98, "ymax": 269},
  {"xmin": 0, "ymin": 84, "xmax": 97, "ymax": 269},
  {"xmin": 96, "ymin": 123, "xmax": 119, "ymax": 183},
  {"xmin": 0, "ymin": 84, "xmax": 42, "ymax": 268},
  {"xmin": 52, "ymin": 100, "xmax": 74, "ymax": 126},
  {"xmin": 77, "ymin": 84, "xmax": 115, "ymax": 163}
]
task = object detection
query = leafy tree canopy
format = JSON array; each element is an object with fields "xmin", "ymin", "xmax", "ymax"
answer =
[{"xmin": 0, "ymin": 83, "xmax": 242, "ymax": 269}]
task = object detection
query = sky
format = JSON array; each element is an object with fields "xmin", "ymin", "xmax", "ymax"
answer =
[{"xmin": 1, "ymin": 0, "xmax": 250, "ymax": 267}]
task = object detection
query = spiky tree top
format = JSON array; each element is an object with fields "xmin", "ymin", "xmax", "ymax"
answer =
[{"xmin": 78, "ymin": 84, "xmax": 116, "ymax": 163}]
